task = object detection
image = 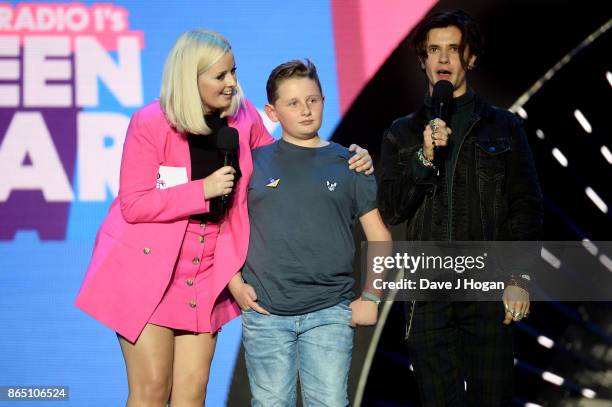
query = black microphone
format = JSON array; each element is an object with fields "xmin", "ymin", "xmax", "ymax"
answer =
[
  {"xmin": 216, "ymin": 127, "xmax": 239, "ymax": 210},
  {"xmin": 431, "ymin": 80, "xmax": 454, "ymax": 171}
]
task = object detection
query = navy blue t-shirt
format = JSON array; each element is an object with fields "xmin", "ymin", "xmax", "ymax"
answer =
[{"xmin": 242, "ymin": 139, "xmax": 377, "ymax": 315}]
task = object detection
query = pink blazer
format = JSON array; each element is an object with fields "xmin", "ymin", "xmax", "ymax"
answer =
[{"xmin": 75, "ymin": 99, "xmax": 274, "ymax": 343}]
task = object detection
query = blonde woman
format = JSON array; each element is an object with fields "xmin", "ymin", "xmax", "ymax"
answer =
[{"xmin": 75, "ymin": 30, "xmax": 372, "ymax": 406}]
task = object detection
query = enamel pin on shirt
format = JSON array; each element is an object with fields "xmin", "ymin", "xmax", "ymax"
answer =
[
  {"xmin": 326, "ymin": 181, "xmax": 337, "ymax": 191},
  {"xmin": 266, "ymin": 178, "xmax": 280, "ymax": 188}
]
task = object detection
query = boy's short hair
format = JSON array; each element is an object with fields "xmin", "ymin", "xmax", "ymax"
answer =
[
  {"xmin": 266, "ymin": 59, "xmax": 323, "ymax": 104},
  {"xmin": 411, "ymin": 9, "xmax": 484, "ymax": 69}
]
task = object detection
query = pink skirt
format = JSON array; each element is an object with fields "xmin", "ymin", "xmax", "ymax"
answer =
[{"xmin": 148, "ymin": 220, "xmax": 220, "ymax": 333}]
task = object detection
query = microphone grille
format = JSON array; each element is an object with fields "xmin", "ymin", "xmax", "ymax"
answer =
[
  {"xmin": 432, "ymin": 80, "xmax": 454, "ymax": 104},
  {"xmin": 217, "ymin": 127, "xmax": 239, "ymax": 150}
]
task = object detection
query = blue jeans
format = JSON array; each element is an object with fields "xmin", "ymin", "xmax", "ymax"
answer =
[{"xmin": 241, "ymin": 301, "xmax": 354, "ymax": 407}]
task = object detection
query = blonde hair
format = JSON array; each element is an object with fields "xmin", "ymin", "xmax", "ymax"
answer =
[{"xmin": 160, "ymin": 30, "xmax": 244, "ymax": 135}]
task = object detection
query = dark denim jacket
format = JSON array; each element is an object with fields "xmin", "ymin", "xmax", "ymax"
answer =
[{"xmin": 378, "ymin": 94, "xmax": 543, "ymax": 241}]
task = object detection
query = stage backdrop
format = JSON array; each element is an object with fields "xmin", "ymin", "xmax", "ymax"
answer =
[{"xmin": 0, "ymin": 1, "xmax": 434, "ymax": 405}]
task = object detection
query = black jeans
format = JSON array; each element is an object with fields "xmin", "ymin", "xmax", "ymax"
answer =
[{"xmin": 406, "ymin": 301, "xmax": 514, "ymax": 407}]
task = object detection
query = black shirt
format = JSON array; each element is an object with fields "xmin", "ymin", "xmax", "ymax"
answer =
[{"xmin": 187, "ymin": 112, "xmax": 227, "ymax": 222}]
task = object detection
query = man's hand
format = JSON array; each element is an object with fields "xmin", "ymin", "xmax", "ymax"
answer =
[
  {"xmin": 502, "ymin": 285, "xmax": 530, "ymax": 325},
  {"xmin": 228, "ymin": 273, "xmax": 269, "ymax": 315},
  {"xmin": 350, "ymin": 297, "xmax": 378, "ymax": 327},
  {"xmin": 422, "ymin": 118, "xmax": 452, "ymax": 161},
  {"xmin": 348, "ymin": 144, "xmax": 374, "ymax": 175}
]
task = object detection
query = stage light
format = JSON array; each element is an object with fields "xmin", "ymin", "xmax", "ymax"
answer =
[
  {"xmin": 541, "ymin": 247, "xmax": 562, "ymax": 269},
  {"xmin": 552, "ymin": 148, "xmax": 568, "ymax": 167},
  {"xmin": 599, "ymin": 254, "xmax": 612, "ymax": 272},
  {"xmin": 585, "ymin": 187, "xmax": 608, "ymax": 214},
  {"xmin": 573, "ymin": 109, "xmax": 592, "ymax": 134},
  {"xmin": 582, "ymin": 388, "xmax": 597, "ymax": 399},
  {"xmin": 537, "ymin": 335, "xmax": 555, "ymax": 349},
  {"xmin": 542, "ymin": 371, "xmax": 565, "ymax": 386},
  {"xmin": 600, "ymin": 146, "xmax": 612, "ymax": 164},
  {"xmin": 581, "ymin": 239, "xmax": 598, "ymax": 255}
]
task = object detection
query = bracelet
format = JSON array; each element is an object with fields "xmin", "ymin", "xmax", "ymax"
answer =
[
  {"xmin": 507, "ymin": 274, "xmax": 531, "ymax": 291},
  {"xmin": 417, "ymin": 147, "xmax": 435, "ymax": 169},
  {"xmin": 361, "ymin": 291, "xmax": 382, "ymax": 305}
]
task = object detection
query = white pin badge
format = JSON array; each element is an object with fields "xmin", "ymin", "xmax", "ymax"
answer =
[{"xmin": 326, "ymin": 181, "xmax": 337, "ymax": 191}]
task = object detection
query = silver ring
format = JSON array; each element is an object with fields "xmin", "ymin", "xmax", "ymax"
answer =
[
  {"xmin": 511, "ymin": 310, "xmax": 523, "ymax": 321},
  {"xmin": 428, "ymin": 119, "xmax": 439, "ymax": 133}
]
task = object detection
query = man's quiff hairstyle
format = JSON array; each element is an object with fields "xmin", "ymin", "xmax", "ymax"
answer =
[
  {"xmin": 160, "ymin": 29, "xmax": 244, "ymax": 135},
  {"xmin": 411, "ymin": 9, "xmax": 484, "ymax": 69},
  {"xmin": 266, "ymin": 58, "xmax": 323, "ymax": 104}
]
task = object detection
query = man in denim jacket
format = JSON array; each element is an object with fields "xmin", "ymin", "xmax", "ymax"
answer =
[{"xmin": 378, "ymin": 9, "xmax": 543, "ymax": 406}]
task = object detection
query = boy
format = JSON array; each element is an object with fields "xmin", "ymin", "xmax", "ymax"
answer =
[{"xmin": 229, "ymin": 59, "xmax": 391, "ymax": 406}]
